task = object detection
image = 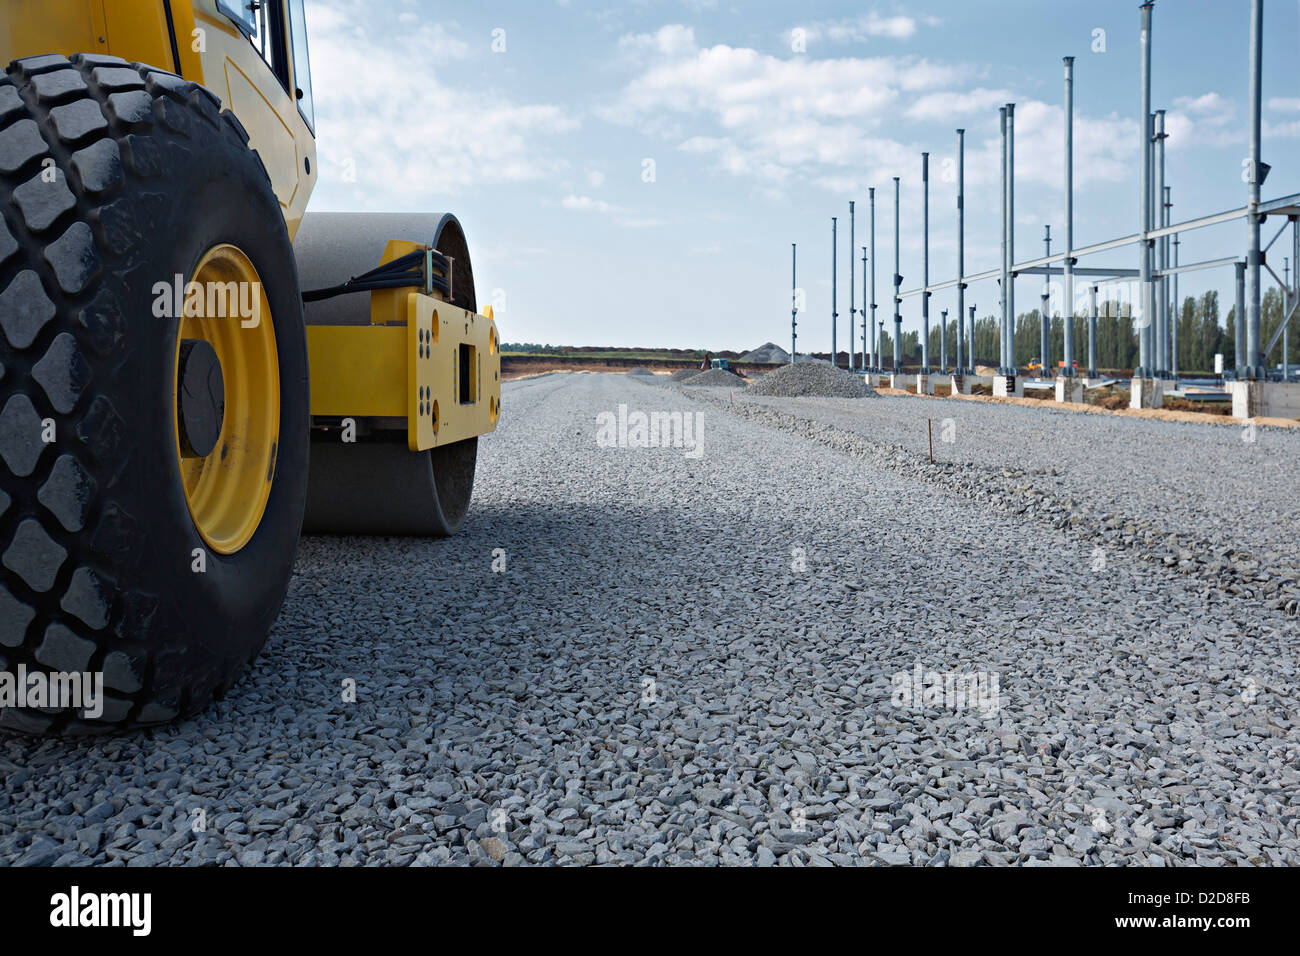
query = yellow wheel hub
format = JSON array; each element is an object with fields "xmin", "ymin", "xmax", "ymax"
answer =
[{"xmin": 173, "ymin": 244, "xmax": 279, "ymax": 555}]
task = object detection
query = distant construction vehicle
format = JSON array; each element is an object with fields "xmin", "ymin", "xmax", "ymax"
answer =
[{"xmin": 0, "ymin": 0, "xmax": 500, "ymax": 733}]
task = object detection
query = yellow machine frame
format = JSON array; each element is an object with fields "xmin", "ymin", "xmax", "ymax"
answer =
[
  {"xmin": 307, "ymin": 245, "xmax": 501, "ymax": 451},
  {"xmin": 1, "ymin": 0, "xmax": 500, "ymax": 447},
  {"xmin": 1, "ymin": 0, "xmax": 316, "ymax": 238}
]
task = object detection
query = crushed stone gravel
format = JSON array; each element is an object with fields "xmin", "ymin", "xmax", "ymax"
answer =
[
  {"xmin": 747, "ymin": 363, "xmax": 878, "ymax": 398},
  {"xmin": 1, "ymin": 372, "xmax": 1295, "ymax": 868},
  {"xmin": 681, "ymin": 368, "xmax": 747, "ymax": 387}
]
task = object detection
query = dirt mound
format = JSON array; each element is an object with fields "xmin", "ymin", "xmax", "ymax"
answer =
[
  {"xmin": 747, "ymin": 362, "xmax": 877, "ymax": 398},
  {"xmin": 739, "ymin": 342, "xmax": 791, "ymax": 363}
]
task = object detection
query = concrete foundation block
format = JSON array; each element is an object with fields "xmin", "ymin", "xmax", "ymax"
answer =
[
  {"xmin": 1229, "ymin": 381, "xmax": 1300, "ymax": 420},
  {"xmin": 993, "ymin": 374, "xmax": 1022, "ymax": 398},
  {"xmin": 950, "ymin": 373, "xmax": 969, "ymax": 395},
  {"xmin": 1129, "ymin": 377, "xmax": 1164, "ymax": 409},
  {"xmin": 890, "ymin": 373, "xmax": 916, "ymax": 391},
  {"xmin": 914, "ymin": 373, "xmax": 933, "ymax": 395},
  {"xmin": 1055, "ymin": 377, "xmax": 1085, "ymax": 404}
]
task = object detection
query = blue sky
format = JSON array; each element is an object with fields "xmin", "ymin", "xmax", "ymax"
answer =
[{"xmin": 305, "ymin": 0, "xmax": 1300, "ymax": 352}]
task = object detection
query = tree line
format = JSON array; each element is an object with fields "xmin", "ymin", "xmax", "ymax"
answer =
[{"xmin": 872, "ymin": 287, "xmax": 1296, "ymax": 373}]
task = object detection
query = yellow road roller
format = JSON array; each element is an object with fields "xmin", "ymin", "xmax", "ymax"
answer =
[{"xmin": 0, "ymin": 1, "xmax": 500, "ymax": 733}]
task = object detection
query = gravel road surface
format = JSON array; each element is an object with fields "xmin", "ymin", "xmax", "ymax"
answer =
[{"xmin": 2, "ymin": 372, "xmax": 1296, "ymax": 866}]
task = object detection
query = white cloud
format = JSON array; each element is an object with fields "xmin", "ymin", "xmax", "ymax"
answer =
[
  {"xmin": 307, "ymin": 0, "xmax": 578, "ymax": 202},
  {"xmin": 906, "ymin": 88, "xmax": 1012, "ymax": 122},
  {"xmin": 558, "ymin": 194, "xmax": 667, "ymax": 228},
  {"xmin": 1267, "ymin": 97, "xmax": 1300, "ymax": 112},
  {"xmin": 1167, "ymin": 91, "xmax": 1236, "ymax": 148},
  {"xmin": 603, "ymin": 25, "xmax": 1137, "ymax": 198},
  {"xmin": 1264, "ymin": 120, "xmax": 1300, "ymax": 139},
  {"xmin": 603, "ymin": 25, "xmax": 975, "ymax": 192},
  {"xmin": 806, "ymin": 13, "xmax": 923, "ymax": 43},
  {"xmin": 561, "ymin": 194, "xmax": 618, "ymax": 213}
]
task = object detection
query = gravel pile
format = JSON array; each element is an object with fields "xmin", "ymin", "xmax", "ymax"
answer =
[
  {"xmin": 748, "ymin": 362, "xmax": 877, "ymax": 398},
  {"xmin": 625, "ymin": 368, "xmax": 657, "ymax": 378},
  {"xmin": 669, "ymin": 368, "xmax": 703, "ymax": 382},
  {"xmin": 2, "ymin": 372, "xmax": 1295, "ymax": 868},
  {"xmin": 681, "ymin": 369, "xmax": 746, "ymax": 387}
]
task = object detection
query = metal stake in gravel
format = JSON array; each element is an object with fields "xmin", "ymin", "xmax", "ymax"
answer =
[{"xmin": 928, "ymin": 418, "xmax": 934, "ymax": 464}]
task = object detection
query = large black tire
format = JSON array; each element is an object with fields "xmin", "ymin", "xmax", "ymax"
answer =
[{"xmin": 0, "ymin": 54, "xmax": 309, "ymax": 733}]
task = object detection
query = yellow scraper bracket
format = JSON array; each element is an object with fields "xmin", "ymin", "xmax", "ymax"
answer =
[{"xmin": 306, "ymin": 290, "xmax": 500, "ymax": 451}]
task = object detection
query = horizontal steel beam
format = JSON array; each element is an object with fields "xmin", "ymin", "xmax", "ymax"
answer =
[
  {"xmin": 897, "ymin": 194, "xmax": 1300, "ymax": 301},
  {"xmin": 1258, "ymin": 193, "xmax": 1300, "ymax": 216},
  {"xmin": 1148, "ymin": 207, "xmax": 1247, "ymax": 241},
  {"xmin": 1154, "ymin": 256, "xmax": 1241, "ymax": 278},
  {"xmin": 1018, "ymin": 265, "xmax": 1138, "ymax": 278},
  {"xmin": 1071, "ymin": 266, "xmax": 1139, "ymax": 277}
]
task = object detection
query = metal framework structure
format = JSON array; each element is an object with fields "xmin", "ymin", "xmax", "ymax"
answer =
[{"xmin": 799, "ymin": 0, "xmax": 1300, "ymax": 382}]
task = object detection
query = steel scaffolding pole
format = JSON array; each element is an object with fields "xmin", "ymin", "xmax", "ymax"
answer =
[
  {"xmin": 956, "ymin": 128, "xmax": 966, "ymax": 376},
  {"xmin": 893, "ymin": 176, "xmax": 902, "ymax": 373},
  {"xmin": 968, "ymin": 304, "xmax": 977, "ymax": 372},
  {"xmin": 1007, "ymin": 103, "xmax": 1016, "ymax": 372},
  {"xmin": 831, "ymin": 216, "xmax": 838, "ymax": 368},
  {"xmin": 1155, "ymin": 110, "xmax": 1168, "ymax": 375},
  {"xmin": 861, "ymin": 246, "xmax": 868, "ymax": 373},
  {"xmin": 1041, "ymin": 225, "xmax": 1051, "ymax": 374},
  {"xmin": 1138, "ymin": 2, "xmax": 1154, "ymax": 377},
  {"xmin": 1246, "ymin": 0, "xmax": 1264, "ymax": 378},
  {"xmin": 869, "ymin": 187, "xmax": 877, "ymax": 371},
  {"xmin": 791, "ymin": 243, "xmax": 797, "ymax": 363},
  {"xmin": 1088, "ymin": 284, "xmax": 1099, "ymax": 378},
  {"xmin": 921, "ymin": 152, "xmax": 931, "ymax": 373},
  {"xmin": 1063, "ymin": 56, "xmax": 1076, "ymax": 378},
  {"xmin": 1235, "ymin": 259, "xmax": 1247, "ymax": 376},
  {"xmin": 1000, "ymin": 106, "xmax": 1009, "ymax": 373},
  {"xmin": 848, "ymin": 201, "xmax": 856, "ymax": 371},
  {"xmin": 941, "ymin": 309, "xmax": 948, "ymax": 371},
  {"xmin": 1172, "ymin": 230, "xmax": 1180, "ymax": 379}
]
